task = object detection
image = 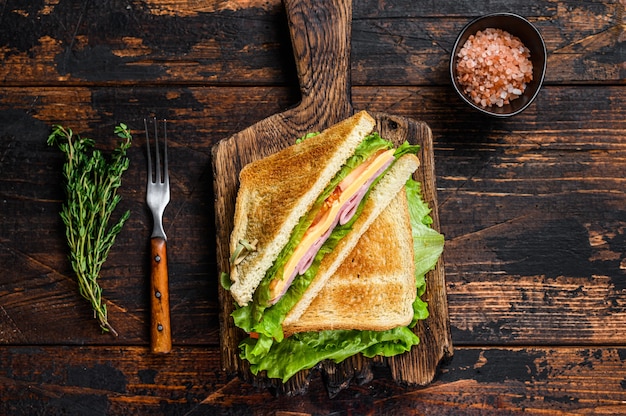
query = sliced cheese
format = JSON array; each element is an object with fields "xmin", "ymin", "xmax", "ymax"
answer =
[{"xmin": 268, "ymin": 149, "xmax": 396, "ymax": 303}]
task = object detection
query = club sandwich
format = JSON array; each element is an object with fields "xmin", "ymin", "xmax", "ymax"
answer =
[{"xmin": 223, "ymin": 110, "xmax": 444, "ymax": 381}]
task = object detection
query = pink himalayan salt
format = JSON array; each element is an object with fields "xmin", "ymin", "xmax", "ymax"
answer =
[{"xmin": 456, "ymin": 28, "xmax": 533, "ymax": 108}]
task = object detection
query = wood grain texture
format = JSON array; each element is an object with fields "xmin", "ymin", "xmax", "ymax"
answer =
[
  {"xmin": 149, "ymin": 237, "xmax": 172, "ymax": 353},
  {"xmin": 0, "ymin": 85, "xmax": 623, "ymax": 345},
  {"xmin": 199, "ymin": 347, "xmax": 626, "ymax": 415},
  {"xmin": 2, "ymin": 345, "xmax": 625, "ymax": 415},
  {"xmin": 0, "ymin": 0, "xmax": 625, "ymax": 412},
  {"xmin": 0, "ymin": 345, "xmax": 227, "ymax": 415},
  {"xmin": 0, "ymin": 1, "xmax": 622, "ymax": 86}
]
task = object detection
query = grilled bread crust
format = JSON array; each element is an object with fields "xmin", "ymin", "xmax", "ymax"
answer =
[
  {"xmin": 282, "ymin": 189, "xmax": 415, "ymax": 335},
  {"xmin": 229, "ymin": 111, "xmax": 376, "ymax": 306},
  {"xmin": 282, "ymin": 153, "xmax": 420, "ymax": 330}
]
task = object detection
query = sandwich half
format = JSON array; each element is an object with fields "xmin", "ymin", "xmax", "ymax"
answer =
[
  {"xmin": 229, "ymin": 111, "xmax": 377, "ymax": 307},
  {"xmin": 281, "ymin": 154, "xmax": 419, "ymax": 328},
  {"xmin": 283, "ymin": 188, "xmax": 416, "ymax": 335}
]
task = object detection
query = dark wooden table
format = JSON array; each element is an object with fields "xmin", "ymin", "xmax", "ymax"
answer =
[{"xmin": 1, "ymin": 0, "xmax": 625, "ymax": 414}]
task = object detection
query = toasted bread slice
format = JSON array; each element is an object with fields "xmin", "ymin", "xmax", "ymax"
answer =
[
  {"xmin": 229, "ymin": 111, "xmax": 376, "ymax": 306},
  {"xmin": 282, "ymin": 153, "xmax": 420, "ymax": 328},
  {"xmin": 283, "ymin": 188, "xmax": 416, "ymax": 335}
]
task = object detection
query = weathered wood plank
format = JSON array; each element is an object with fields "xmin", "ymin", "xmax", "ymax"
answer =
[
  {"xmin": 1, "ymin": 346, "xmax": 625, "ymax": 415},
  {"xmin": 0, "ymin": 84, "xmax": 624, "ymax": 346},
  {"xmin": 1, "ymin": 84, "xmax": 624, "ymax": 142},
  {"xmin": 203, "ymin": 347, "xmax": 626, "ymax": 414},
  {"xmin": 0, "ymin": 346, "xmax": 227, "ymax": 415},
  {"xmin": 0, "ymin": 0, "xmax": 623, "ymax": 413},
  {"xmin": 0, "ymin": 1, "xmax": 622, "ymax": 85}
]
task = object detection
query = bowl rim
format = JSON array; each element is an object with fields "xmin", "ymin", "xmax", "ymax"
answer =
[{"xmin": 449, "ymin": 12, "xmax": 547, "ymax": 117}]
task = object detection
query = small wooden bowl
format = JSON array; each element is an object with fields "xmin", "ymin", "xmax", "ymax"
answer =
[{"xmin": 450, "ymin": 13, "xmax": 547, "ymax": 117}]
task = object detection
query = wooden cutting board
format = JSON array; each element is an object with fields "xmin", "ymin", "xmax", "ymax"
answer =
[{"xmin": 211, "ymin": 0, "xmax": 452, "ymax": 396}]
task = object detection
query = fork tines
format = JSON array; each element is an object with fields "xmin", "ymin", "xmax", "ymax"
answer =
[{"xmin": 144, "ymin": 118, "xmax": 169, "ymax": 185}]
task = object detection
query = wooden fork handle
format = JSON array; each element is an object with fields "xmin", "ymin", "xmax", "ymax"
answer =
[{"xmin": 150, "ymin": 237, "xmax": 172, "ymax": 353}]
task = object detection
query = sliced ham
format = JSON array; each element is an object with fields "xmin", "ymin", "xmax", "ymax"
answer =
[{"xmin": 268, "ymin": 148, "xmax": 396, "ymax": 304}]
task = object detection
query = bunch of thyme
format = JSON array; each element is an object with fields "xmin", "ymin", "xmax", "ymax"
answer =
[{"xmin": 48, "ymin": 124, "xmax": 132, "ymax": 335}]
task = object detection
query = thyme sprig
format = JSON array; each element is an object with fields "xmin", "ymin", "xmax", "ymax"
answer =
[{"xmin": 48, "ymin": 124, "xmax": 133, "ymax": 336}]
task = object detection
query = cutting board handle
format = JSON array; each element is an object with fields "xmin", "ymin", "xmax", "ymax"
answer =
[{"xmin": 284, "ymin": 0, "xmax": 354, "ymax": 122}]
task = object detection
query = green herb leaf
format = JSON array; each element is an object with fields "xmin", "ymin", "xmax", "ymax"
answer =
[{"xmin": 48, "ymin": 123, "xmax": 132, "ymax": 335}]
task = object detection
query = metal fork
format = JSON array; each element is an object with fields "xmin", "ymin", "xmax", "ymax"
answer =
[{"xmin": 145, "ymin": 118, "xmax": 172, "ymax": 354}]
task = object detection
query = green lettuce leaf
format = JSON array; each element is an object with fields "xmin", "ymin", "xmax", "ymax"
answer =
[{"xmin": 241, "ymin": 327, "xmax": 420, "ymax": 383}]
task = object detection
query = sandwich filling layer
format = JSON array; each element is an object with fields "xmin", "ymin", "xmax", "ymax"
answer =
[{"xmin": 268, "ymin": 148, "xmax": 395, "ymax": 304}]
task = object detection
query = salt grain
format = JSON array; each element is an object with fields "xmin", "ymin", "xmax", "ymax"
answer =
[{"xmin": 456, "ymin": 28, "xmax": 533, "ymax": 108}]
